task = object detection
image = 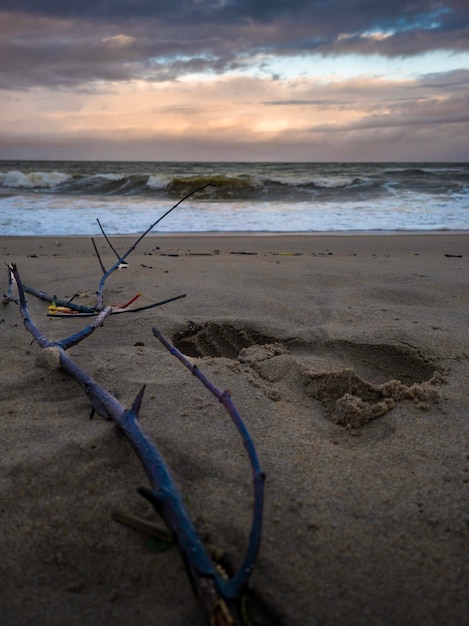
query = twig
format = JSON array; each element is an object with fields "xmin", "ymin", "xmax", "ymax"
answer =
[
  {"xmin": 121, "ymin": 183, "xmax": 215, "ymax": 262},
  {"xmin": 11, "ymin": 264, "xmax": 111, "ymax": 349},
  {"xmin": 47, "ymin": 293, "xmax": 187, "ymax": 317},
  {"xmin": 112, "ymin": 510, "xmax": 228, "ymax": 564},
  {"xmin": 97, "ymin": 219, "xmax": 121, "ymax": 261},
  {"xmin": 6, "ymin": 183, "xmax": 268, "ymax": 623},
  {"xmin": 3, "ymin": 264, "xmax": 18, "ymax": 304},
  {"xmin": 23, "ymin": 283, "xmax": 95, "ymax": 313},
  {"xmin": 95, "ymin": 183, "xmax": 213, "ymax": 311},
  {"xmin": 91, "ymin": 237, "xmax": 106, "ymax": 273},
  {"xmin": 10, "ymin": 262, "xmax": 264, "ymax": 624},
  {"xmin": 153, "ymin": 326, "xmax": 265, "ymax": 598}
]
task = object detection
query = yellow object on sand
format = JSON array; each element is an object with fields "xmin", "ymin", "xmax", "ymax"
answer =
[{"xmin": 47, "ymin": 305, "xmax": 77, "ymax": 315}]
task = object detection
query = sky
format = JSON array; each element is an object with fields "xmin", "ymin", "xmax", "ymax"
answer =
[{"xmin": 0, "ymin": 0, "xmax": 468, "ymax": 162}]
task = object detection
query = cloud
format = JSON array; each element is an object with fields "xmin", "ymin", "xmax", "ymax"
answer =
[
  {"xmin": 294, "ymin": 73, "xmax": 469, "ymax": 160},
  {"xmin": 1, "ymin": 1, "xmax": 465, "ymax": 28},
  {"xmin": 0, "ymin": 1, "xmax": 468, "ymax": 90},
  {"xmin": 101, "ymin": 34, "xmax": 136, "ymax": 47},
  {"xmin": 0, "ymin": 2, "xmax": 467, "ymax": 160},
  {"xmin": 1, "ymin": 64, "xmax": 467, "ymax": 161}
]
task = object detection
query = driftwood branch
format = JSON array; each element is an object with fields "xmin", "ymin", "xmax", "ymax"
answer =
[
  {"xmin": 47, "ymin": 293, "xmax": 187, "ymax": 318},
  {"xmin": 2, "ymin": 262, "xmax": 18, "ymax": 304},
  {"xmin": 10, "ymin": 262, "xmax": 264, "ymax": 624},
  {"xmin": 91, "ymin": 237, "xmax": 106, "ymax": 273},
  {"xmin": 153, "ymin": 326, "xmax": 265, "ymax": 599},
  {"xmin": 96, "ymin": 219, "xmax": 121, "ymax": 261},
  {"xmin": 23, "ymin": 283, "xmax": 96, "ymax": 313},
  {"xmin": 5, "ymin": 185, "xmax": 267, "ymax": 625},
  {"xmin": 10, "ymin": 264, "xmax": 111, "ymax": 350},
  {"xmin": 94, "ymin": 183, "xmax": 213, "ymax": 311}
]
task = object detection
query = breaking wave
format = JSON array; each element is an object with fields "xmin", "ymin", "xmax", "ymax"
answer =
[
  {"xmin": 0, "ymin": 160, "xmax": 468, "ymax": 234},
  {"xmin": 0, "ymin": 167, "xmax": 391, "ymax": 202}
]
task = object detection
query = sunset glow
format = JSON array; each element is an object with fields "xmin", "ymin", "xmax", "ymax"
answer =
[{"xmin": 0, "ymin": 2, "xmax": 468, "ymax": 161}]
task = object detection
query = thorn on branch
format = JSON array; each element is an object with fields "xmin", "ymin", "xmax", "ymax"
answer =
[
  {"xmin": 131, "ymin": 385, "xmax": 146, "ymax": 416},
  {"xmin": 137, "ymin": 485, "xmax": 166, "ymax": 515},
  {"xmin": 65, "ymin": 293, "xmax": 80, "ymax": 305}
]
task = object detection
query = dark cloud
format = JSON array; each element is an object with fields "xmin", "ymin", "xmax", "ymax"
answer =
[
  {"xmin": 304, "ymin": 71, "xmax": 469, "ymax": 135},
  {"xmin": 0, "ymin": 1, "xmax": 468, "ymax": 90},
  {"xmin": 419, "ymin": 68, "xmax": 469, "ymax": 88},
  {"xmin": 0, "ymin": 1, "xmax": 464, "ymax": 29},
  {"xmin": 311, "ymin": 110, "xmax": 469, "ymax": 134},
  {"xmin": 0, "ymin": 1, "xmax": 465, "ymax": 28}
]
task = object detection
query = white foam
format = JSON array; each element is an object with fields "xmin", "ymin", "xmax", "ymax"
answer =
[
  {"xmin": 146, "ymin": 174, "xmax": 171, "ymax": 190},
  {"xmin": 91, "ymin": 173, "xmax": 126, "ymax": 182},
  {"xmin": 1, "ymin": 193, "xmax": 467, "ymax": 236},
  {"xmin": 310, "ymin": 176, "xmax": 357, "ymax": 188},
  {"xmin": 1, "ymin": 170, "xmax": 70, "ymax": 189}
]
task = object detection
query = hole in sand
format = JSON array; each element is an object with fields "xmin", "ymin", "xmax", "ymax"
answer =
[{"xmin": 172, "ymin": 322, "xmax": 278, "ymax": 359}]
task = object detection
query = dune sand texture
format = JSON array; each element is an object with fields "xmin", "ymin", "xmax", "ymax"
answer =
[{"xmin": 1, "ymin": 233, "xmax": 468, "ymax": 625}]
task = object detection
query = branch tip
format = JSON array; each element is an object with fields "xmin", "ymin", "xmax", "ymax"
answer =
[{"xmin": 131, "ymin": 384, "xmax": 146, "ymax": 415}]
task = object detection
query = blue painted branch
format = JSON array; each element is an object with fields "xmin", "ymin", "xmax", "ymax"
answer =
[
  {"xmin": 51, "ymin": 293, "xmax": 187, "ymax": 318},
  {"xmin": 11, "ymin": 264, "xmax": 248, "ymax": 623},
  {"xmin": 95, "ymin": 183, "xmax": 213, "ymax": 310},
  {"xmin": 12, "ymin": 264, "xmax": 53, "ymax": 348},
  {"xmin": 3, "ymin": 265, "xmax": 18, "ymax": 304},
  {"xmin": 152, "ymin": 326, "xmax": 265, "ymax": 598},
  {"xmin": 118, "ymin": 183, "xmax": 215, "ymax": 265},
  {"xmin": 96, "ymin": 263, "xmax": 126, "ymax": 311},
  {"xmin": 11, "ymin": 264, "xmax": 112, "ymax": 350},
  {"xmin": 59, "ymin": 308, "xmax": 112, "ymax": 350},
  {"xmin": 23, "ymin": 284, "xmax": 96, "ymax": 313},
  {"xmin": 47, "ymin": 347, "xmax": 227, "ymax": 600}
]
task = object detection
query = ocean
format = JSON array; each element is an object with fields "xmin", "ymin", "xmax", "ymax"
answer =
[{"xmin": 0, "ymin": 161, "xmax": 468, "ymax": 236}]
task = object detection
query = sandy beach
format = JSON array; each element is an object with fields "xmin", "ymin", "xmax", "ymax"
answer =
[{"xmin": 1, "ymin": 233, "xmax": 468, "ymax": 625}]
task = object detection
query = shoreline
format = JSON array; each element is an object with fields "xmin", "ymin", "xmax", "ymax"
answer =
[
  {"xmin": 2, "ymin": 229, "xmax": 468, "ymax": 237},
  {"xmin": 2, "ymin": 231, "xmax": 468, "ymax": 258}
]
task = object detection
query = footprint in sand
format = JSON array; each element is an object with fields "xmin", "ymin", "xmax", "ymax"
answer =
[{"xmin": 172, "ymin": 321, "xmax": 443, "ymax": 428}]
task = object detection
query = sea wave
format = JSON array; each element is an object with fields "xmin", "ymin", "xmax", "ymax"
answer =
[
  {"xmin": 0, "ymin": 161, "xmax": 467, "ymax": 235},
  {"xmin": 0, "ymin": 168, "xmax": 381, "ymax": 201},
  {"xmin": 0, "ymin": 169, "xmax": 71, "ymax": 189}
]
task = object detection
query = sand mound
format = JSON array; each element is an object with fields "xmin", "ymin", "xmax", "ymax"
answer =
[{"xmin": 305, "ymin": 368, "xmax": 442, "ymax": 428}]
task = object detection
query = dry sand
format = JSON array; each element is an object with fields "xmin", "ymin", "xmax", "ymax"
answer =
[{"xmin": 0, "ymin": 233, "xmax": 468, "ymax": 625}]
